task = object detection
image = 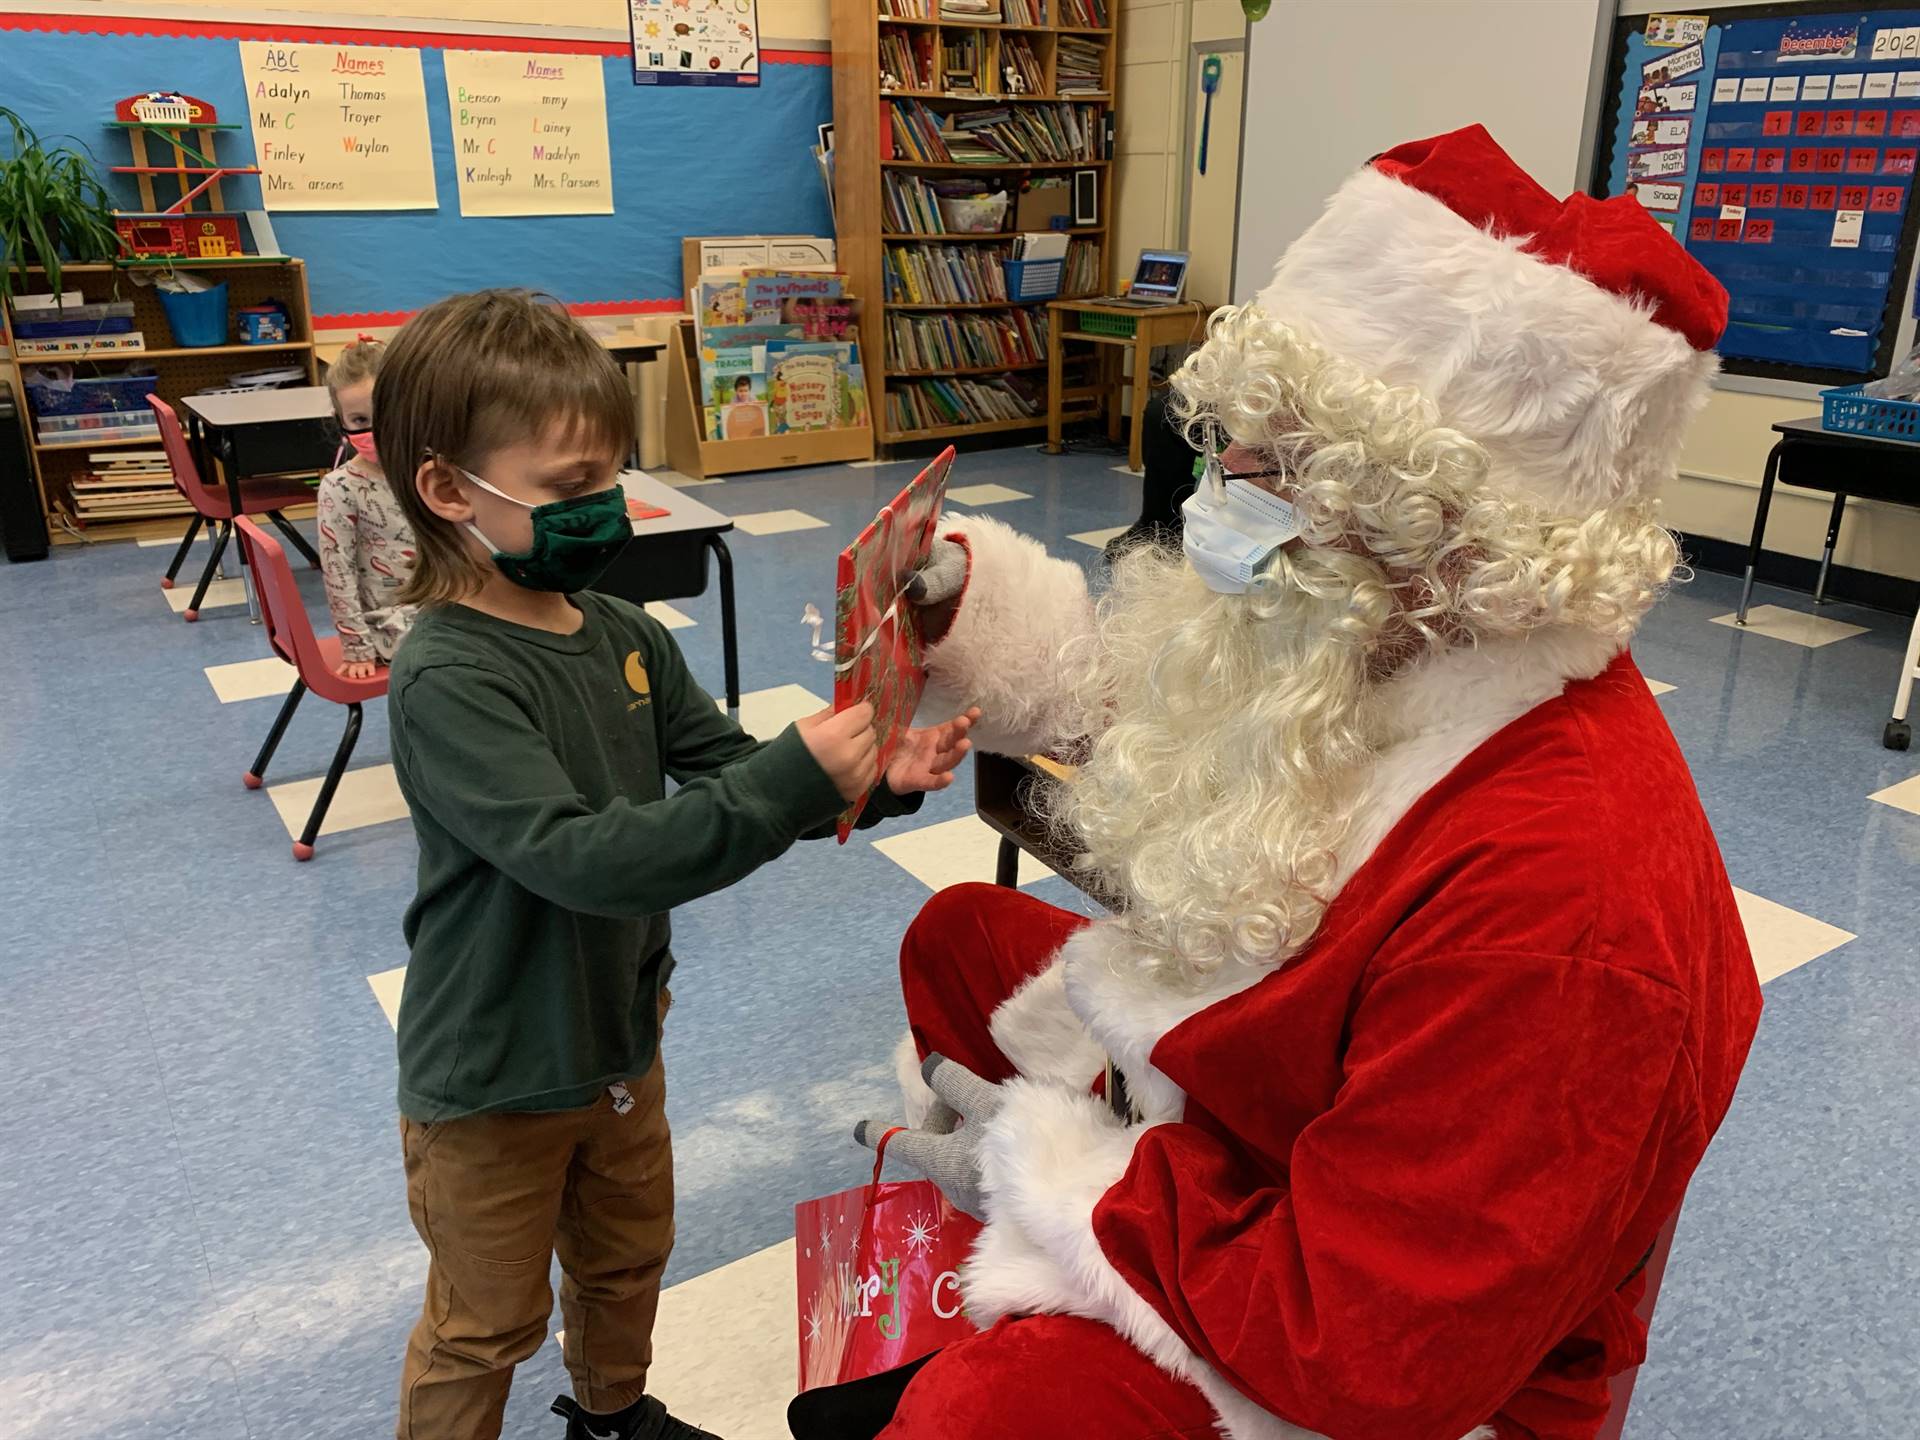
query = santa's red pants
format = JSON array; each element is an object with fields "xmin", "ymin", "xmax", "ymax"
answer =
[{"xmin": 882, "ymin": 883, "xmax": 1220, "ymax": 1440}]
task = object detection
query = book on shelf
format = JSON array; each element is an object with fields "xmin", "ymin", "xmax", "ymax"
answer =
[
  {"xmin": 886, "ymin": 308, "xmax": 1048, "ymax": 372},
  {"xmin": 1063, "ymin": 238, "xmax": 1102, "ymax": 297},
  {"xmin": 1056, "ymin": 35, "xmax": 1105, "ymax": 92},
  {"xmin": 882, "ymin": 0, "xmax": 935, "ymax": 15},
  {"xmin": 885, "ymin": 374, "xmax": 1044, "ymax": 432},
  {"xmin": 939, "ymin": 29, "xmax": 990, "ymax": 94},
  {"xmin": 1057, "ymin": 0, "xmax": 1107, "ymax": 25},
  {"xmin": 883, "ymin": 242, "xmax": 1015, "ymax": 305},
  {"xmin": 1000, "ymin": 35, "xmax": 1045, "ymax": 96},
  {"xmin": 1000, "ymin": 0, "xmax": 1041, "ymax": 22},
  {"xmin": 694, "ymin": 267, "xmax": 870, "ymax": 440},
  {"xmin": 879, "ymin": 28, "xmax": 935, "ymax": 89},
  {"xmin": 939, "ymin": 0, "xmax": 997, "ymax": 19}
]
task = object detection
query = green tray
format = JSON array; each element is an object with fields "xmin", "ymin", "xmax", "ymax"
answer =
[{"xmin": 1077, "ymin": 311, "xmax": 1137, "ymax": 338}]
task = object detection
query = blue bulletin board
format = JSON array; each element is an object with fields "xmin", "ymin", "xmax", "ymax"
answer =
[{"xmin": 1596, "ymin": 4, "xmax": 1920, "ymax": 382}]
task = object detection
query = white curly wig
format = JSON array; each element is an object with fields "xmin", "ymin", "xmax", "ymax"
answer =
[{"xmin": 1044, "ymin": 307, "xmax": 1681, "ymax": 981}]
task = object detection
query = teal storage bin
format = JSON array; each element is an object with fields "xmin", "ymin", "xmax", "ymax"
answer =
[{"xmin": 158, "ymin": 282, "xmax": 230, "ymax": 348}]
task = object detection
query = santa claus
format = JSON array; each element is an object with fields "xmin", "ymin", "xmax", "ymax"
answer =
[{"xmin": 849, "ymin": 126, "xmax": 1764, "ymax": 1440}]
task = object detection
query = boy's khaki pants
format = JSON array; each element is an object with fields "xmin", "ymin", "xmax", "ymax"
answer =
[{"xmin": 395, "ymin": 1051, "xmax": 673, "ymax": 1440}]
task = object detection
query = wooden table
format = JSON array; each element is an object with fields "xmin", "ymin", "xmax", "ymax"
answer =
[
  {"xmin": 180, "ymin": 386, "xmax": 335, "ymax": 619},
  {"xmin": 595, "ymin": 470, "xmax": 741, "ymax": 711},
  {"xmin": 1044, "ymin": 299, "xmax": 1213, "ymax": 473}
]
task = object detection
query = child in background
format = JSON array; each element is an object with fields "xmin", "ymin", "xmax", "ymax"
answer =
[
  {"xmin": 375, "ymin": 289, "xmax": 977, "ymax": 1440},
  {"xmin": 317, "ymin": 337, "xmax": 416, "ymax": 678}
]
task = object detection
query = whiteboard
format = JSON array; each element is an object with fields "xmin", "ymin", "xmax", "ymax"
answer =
[{"xmin": 1232, "ymin": 0, "xmax": 1612, "ymax": 299}]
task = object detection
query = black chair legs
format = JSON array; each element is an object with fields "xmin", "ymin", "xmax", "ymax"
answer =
[
  {"xmin": 161, "ymin": 515, "xmax": 205, "ymax": 589},
  {"xmin": 184, "ymin": 521, "xmax": 232, "ymax": 621},
  {"xmin": 246, "ymin": 679, "xmax": 308, "ymax": 787},
  {"xmin": 294, "ymin": 703, "xmax": 363, "ymax": 861},
  {"xmin": 267, "ymin": 509, "xmax": 322, "ymax": 569}
]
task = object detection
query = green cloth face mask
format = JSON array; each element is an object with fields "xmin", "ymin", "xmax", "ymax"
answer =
[{"xmin": 457, "ymin": 465, "xmax": 632, "ymax": 593}]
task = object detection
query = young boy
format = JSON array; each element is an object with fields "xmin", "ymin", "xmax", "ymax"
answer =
[{"xmin": 375, "ymin": 290, "xmax": 976, "ymax": 1440}]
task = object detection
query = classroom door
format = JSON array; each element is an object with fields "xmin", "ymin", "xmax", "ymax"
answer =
[{"xmin": 1183, "ymin": 46, "xmax": 1245, "ymax": 309}]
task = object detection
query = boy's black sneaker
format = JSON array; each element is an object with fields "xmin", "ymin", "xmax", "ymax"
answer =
[{"xmin": 552, "ymin": 1393, "xmax": 724, "ymax": 1440}]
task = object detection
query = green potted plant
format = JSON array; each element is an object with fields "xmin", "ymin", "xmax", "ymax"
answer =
[{"xmin": 0, "ymin": 106, "xmax": 123, "ymax": 312}]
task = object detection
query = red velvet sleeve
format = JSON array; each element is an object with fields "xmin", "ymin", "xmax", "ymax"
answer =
[{"xmin": 1090, "ymin": 951, "xmax": 1691, "ymax": 1440}]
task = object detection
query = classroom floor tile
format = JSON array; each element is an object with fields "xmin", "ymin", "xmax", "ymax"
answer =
[
  {"xmin": 163, "ymin": 577, "xmax": 249, "ymax": 614},
  {"xmin": 1646, "ymin": 677, "xmax": 1677, "ymax": 696},
  {"xmin": 849, "ymin": 458, "xmax": 912, "ymax": 469},
  {"xmin": 1070, "ymin": 525, "xmax": 1128, "ymax": 549},
  {"xmin": 368, "ymin": 967, "xmax": 405, "ymax": 1030},
  {"xmin": 730, "ymin": 684, "xmax": 827, "ymax": 742},
  {"xmin": 872, "ymin": 814, "xmax": 1025, "ymax": 892},
  {"xmin": 944, "ymin": 483, "xmax": 1030, "ymax": 506},
  {"xmin": 138, "ymin": 530, "xmax": 203, "ymax": 549},
  {"xmin": 1867, "ymin": 773, "xmax": 1920, "ymax": 816},
  {"xmin": 1111, "ymin": 462, "xmax": 1141, "ymax": 475},
  {"xmin": 1709, "ymin": 604, "xmax": 1869, "ymax": 648},
  {"xmin": 646, "ymin": 602, "xmax": 696, "ymax": 630},
  {"xmin": 204, "ymin": 657, "xmax": 297, "ymax": 704},
  {"xmin": 730, "ymin": 509, "xmax": 829, "ymax": 537},
  {"xmin": 266, "ymin": 763, "xmax": 408, "ymax": 842},
  {"xmin": 1734, "ymin": 888, "xmax": 1856, "ymax": 985}
]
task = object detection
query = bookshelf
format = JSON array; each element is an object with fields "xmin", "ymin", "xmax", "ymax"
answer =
[
  {"xmin": 2, "ymin": 260, "xmax": 319, "ymax": 542},
  {"xmin": 831, "ymin": 0, "xmax": 1117, "ymax": 447}
]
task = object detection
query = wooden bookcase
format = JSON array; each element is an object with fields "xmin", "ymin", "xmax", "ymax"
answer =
[
  {"xmin": 831, "ymin": 0, "xmax": 1118, "ymax": 449},
  {"xmin": 1, "ymin": 257, "xmax": 319, "ymax": 543}
]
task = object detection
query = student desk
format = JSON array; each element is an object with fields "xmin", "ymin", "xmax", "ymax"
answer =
[
  {"xmin": 1735, "ymin": 416, "xmax": 1920, "ymax": 623},
  {"xmin": 596, "ymin": 470, "xmax": 741, "ymax": 712},
  {"xmin": 180, "ymin": 386, "xmax": 334, "ymax": 619},
  {"xmin": 974, "ymin": 750, "xmax": 1115, "ymax": 906},
  {"xmin": 1044, "ymin": 299, "xmax": 1213, "ymax": 473}
]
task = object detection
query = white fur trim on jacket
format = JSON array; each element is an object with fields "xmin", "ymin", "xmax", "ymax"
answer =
[
  {"xmin": 1256, "ymin": 166, "xmax": 1718, "ymax": 514},
  {"xmin": 917, "ymin": 513, "xmax": 1094, "ymax": 757},
  {"xmin": 988, "ymin": 960, "xmax": 1108, "ymax": 1089}
]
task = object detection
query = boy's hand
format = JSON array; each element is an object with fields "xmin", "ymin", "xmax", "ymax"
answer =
[
  {"xmin": 798, "ymin": 703, "xmax": 878, "ymax": 802},
  {"xmin": 885, "ymin": 707, "xmax": 980, "ymax": 794}
]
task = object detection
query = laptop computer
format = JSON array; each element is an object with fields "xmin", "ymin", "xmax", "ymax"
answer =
[{"xmin": 1100, "ymin": 248, "xmax": 1191, "ymax": 307}]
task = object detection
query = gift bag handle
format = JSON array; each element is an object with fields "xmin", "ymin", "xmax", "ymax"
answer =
[{"xmin": 869, "ymin": 1125, "xmax": 908, "ymax": 1189}]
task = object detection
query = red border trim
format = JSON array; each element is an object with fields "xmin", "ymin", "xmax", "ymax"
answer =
[
  {"xmin": 0, "ymin": 10, "xmax": 824, "ymax": 63},
  {"xmin": 315, "ymin": 298, "xmax": 684, "ymax": 329}
]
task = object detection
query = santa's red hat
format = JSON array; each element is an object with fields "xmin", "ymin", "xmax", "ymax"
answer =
[{"xmin": 1255, "ymin": 124, "xmax": 1728, "ymax": 513}]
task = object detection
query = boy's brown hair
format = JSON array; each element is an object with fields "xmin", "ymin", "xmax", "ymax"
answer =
[{"xmin": 375, "ymin": 289, "xmax": 635, "ymax": 606}]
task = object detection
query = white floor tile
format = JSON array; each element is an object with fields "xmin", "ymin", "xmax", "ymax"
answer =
[
  {"xmin": 163, "ymin": 577, "xmax": 248, "ymax": 614},
  {"xmin": 205, "ymin": 656, "xmax": 296, "ymax": 704},
  {"xmin": 555, "ymin": 1241, "xmax": 796, "ymax": 1436},
  {"xmin": 1868, "ymin": 773, "xmax": 1920, "ymax": 816},
  {"xmin": 267, "ymin": 763, "xmax": 408, "ymax": 841},
  {"xmin": 657, "ymin": 470, "xmax": 726, "ymax": 489},
  {"xmin": 944, "ymin": 483, "xmax": 1029, "ymax": 506},
  {"xmin": 1111, "ymin": 462, "xmax": 1141, "ymax": 475},
  {"xmin": 138, "ymin": 530, "xmax": 202, "ymax": 549},
  {"xmin": 645, "ymin": 602, "xmax": 697, "ymax": 630},
  {"xmin": 1645, "ymin": 677, "xmax": 1676, "ymax": 697},
  {"xmin": 1710, "ymin": 605, "xmax": 1868, "ymax": 648},
  {"xmin": 873, "ymin": 814, "xmax": 1028, "ymax": 891},
  {"xmin": 1070, "ymin": 525, "xmax": 1128, "ymax": 550},
  {"xmin": 849, "ymin": 458, "xmax": 912, "ymax": 469},
  {"xmin": 1733, "ymin": 887, "xmax": 1855, "ymax": 985},
  {"xmin": 368, "ymin": 967, "xmax": 405, "ymax": 1030},
  {"xmin": 727, "ymin": 684, "xmax": 827, "ymax": 742},
  {"xmin": 731, "ymin": 509, "xmax": 829, "ymax": 537}
]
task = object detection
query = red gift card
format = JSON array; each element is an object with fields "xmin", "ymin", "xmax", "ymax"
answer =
[
  {"xmin": 1857, "ymin": 110, "xmax": 1888, "ymax": 136},
  {"xmin": 1695, "ymin": 182, "xmax": 1721, "ymax": 206},
  {"xmin": 1690, "ymin": 216, "xmax": 1714, "ymax": 240},
  {"xmin": 1812, "ymin": 183, "xmax": 1839, "ymax": 207},
  {"xmin": 1827, "ymin": 110, "xmax": 1856, "ymax": 135},
  {"xmin": 832, "ymin": 447, "xmax": 956, "ymax": 841},
  {"xmin": 1763, "ymin": 111, "xmax": 1792, "ymax": 136},
  {"xmin": 1782, "ymin": 183, "xmax": 1811, "ymax": 208},
  {"xmin": 1751, "ymin": 183, "xmax": 1780, "ymax": 207},
  {"xmin": 1885, "ymin": 148, "xmax": 1918, "ymax": 174},
  {"xmin": 1849, "ymin": 147, "xmax": 1879, "ymax": 172},
  {"xmin": 1789, "ymin": 147, "xmax": 1819, "ymax": 172},
  {"xmin": 1744, "ymin": 219, "xmax": 1774, "ymax": 243},
  {"xmin": 1818, "ymin": 147, "xmax": 1846, "ymax": 171},
  {"xmin": 1720, "ymin": 183, "xmax": 1749, "ymax": 206},
  {"xmin": 1871, "ymin": 184, "xmax": 1906, "ymax": 212},
  {"xmin": 1796, "ymin": 111, "xmax": 1826, "ymax": 136},
  {"xmin": 1701, "ymin": 147, "xmax": 1726, "ymax": 171}
]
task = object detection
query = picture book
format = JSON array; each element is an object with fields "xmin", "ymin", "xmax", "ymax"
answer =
[
  {"xmin": 702, "ymin": 346, "xmax": 770, "ymax": 440},
  {"xmin": 831, "ymin": 446, "xmax": 956, "ymax": 839}
]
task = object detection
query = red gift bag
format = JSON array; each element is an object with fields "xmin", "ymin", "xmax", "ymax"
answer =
[{"xmin": 794, "ymin": 1128, "xmax": 982, "ymax": 1390}]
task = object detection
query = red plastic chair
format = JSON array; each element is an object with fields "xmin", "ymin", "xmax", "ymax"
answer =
[
  {"xmin": 233, "ymin": 516, "xmax": 389, "ymax": 860},
  {"xmin": 1595, "ymin": 1207, "xmax": 1682, "ymax": 1440},
  {"xmin": 149, "ymin": 394, "xmax": 321, "ymax": 620}
]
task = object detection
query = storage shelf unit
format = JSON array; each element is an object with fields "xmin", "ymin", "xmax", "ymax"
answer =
[
  {"xmin": 831, "ymin": 0, "xmax": 1118, "ymax": 447},
  {"xmin": 1, "ymin": 258, "xmax": 319, "ymax": 542}
]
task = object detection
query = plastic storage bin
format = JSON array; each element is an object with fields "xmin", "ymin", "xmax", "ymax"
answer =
[
  {"xmin": 1004, "ymin": 258, "xmax": 1063, "ymax": 303},
  {"xmin": 22, "ymin": 368, "xmax": 162, "ymax": 416},
  {"xmin": 937, "ymin": 192, "xmax": 1010, "ymax": 233},
  {"xmin": 1076, "ymin": 310, "xmax": 1138, "ymax": 338},
  {"xmin": 157, "ymin": 281, "xmax": 230, "ymax": 348},
  {"xmin": 1820, "ymin": 384, "xmax": 1920, "ymax": 441}
]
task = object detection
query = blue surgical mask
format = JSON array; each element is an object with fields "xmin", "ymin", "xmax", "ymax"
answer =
[{"xmin": 1181, "ymin": 456, "xmax": 1304, "ymax": 593}]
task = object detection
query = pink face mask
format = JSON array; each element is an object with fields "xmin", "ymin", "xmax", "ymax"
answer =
[{"xmin": 344, "ymin": 429, "xmax": 379, "ymax": 466}]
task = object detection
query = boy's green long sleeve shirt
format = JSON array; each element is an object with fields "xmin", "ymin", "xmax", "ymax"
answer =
[{"xmin": 388, "ymin": 592, "xmax": 919, "ymax": 1122}]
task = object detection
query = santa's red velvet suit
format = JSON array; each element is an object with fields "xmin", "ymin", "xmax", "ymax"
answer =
[{"xmin": 876, "ymin": 128, "xmax": 1764, "ymax": 1440}]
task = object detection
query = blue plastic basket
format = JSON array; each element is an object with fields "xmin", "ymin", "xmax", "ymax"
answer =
[
  {"xmin": 157, "ymin": 282, "xmax": 230, "ymax": 348},
  {"xmin": 1004, "ymin": 258, "xmax": 1063, "ymax": 303},
  {"xmin": 1820, "ymin": 384, "xmax": 1920, "ymax": 440}
]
